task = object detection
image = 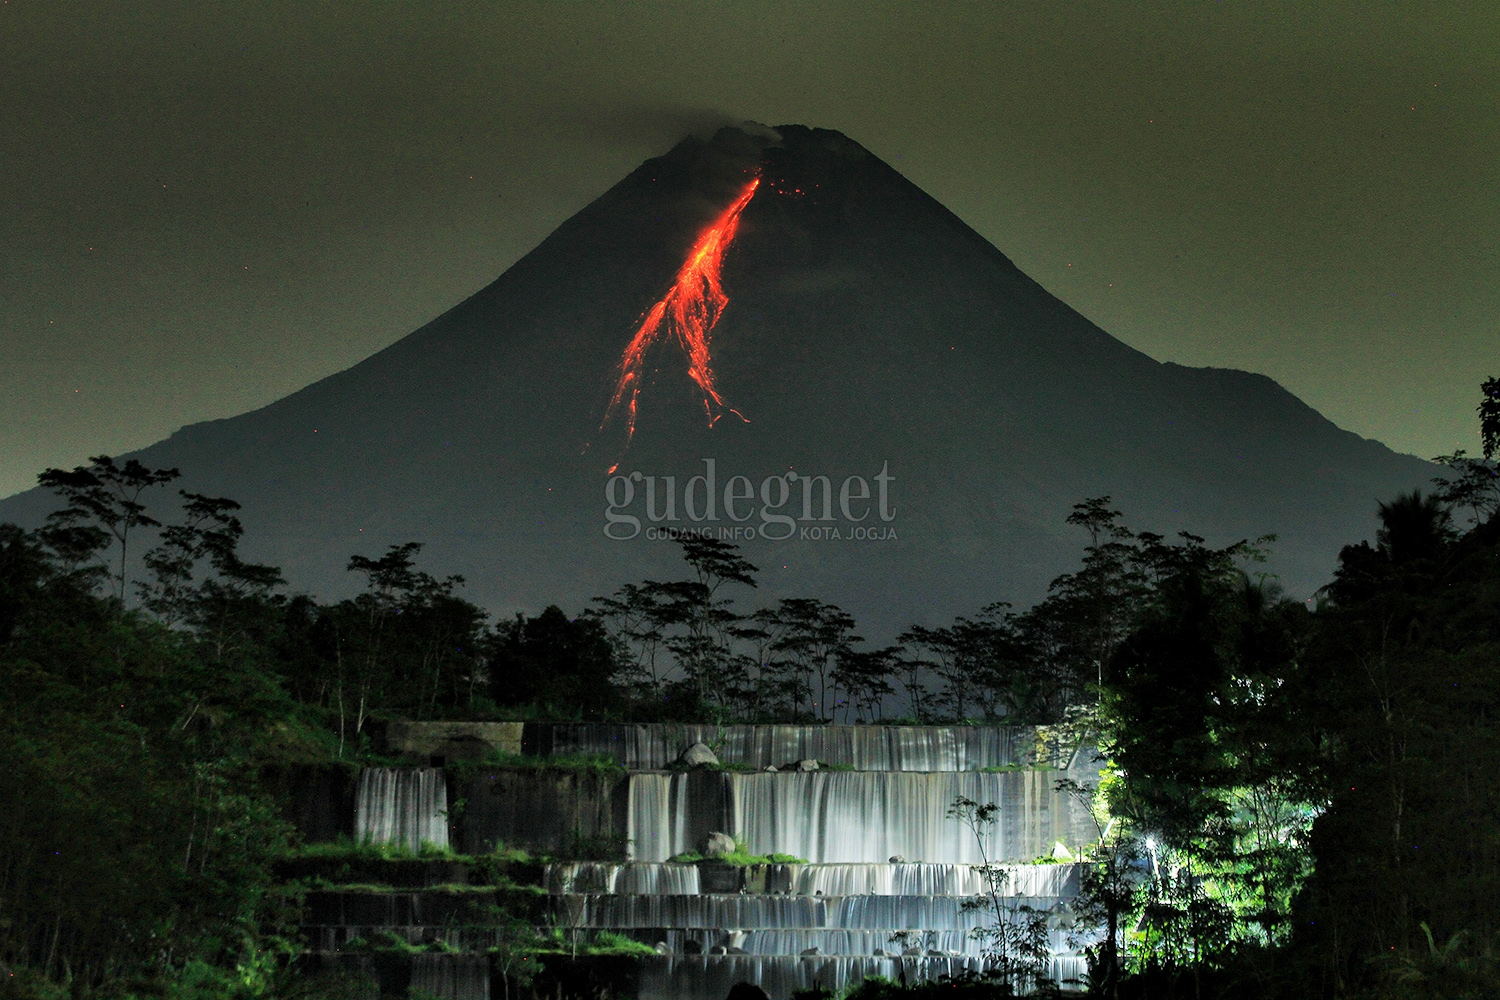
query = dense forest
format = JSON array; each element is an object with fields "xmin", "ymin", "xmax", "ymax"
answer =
[{"xmin": 2, "ymin": 379, "xmax": 1497, "ymax": 1000}]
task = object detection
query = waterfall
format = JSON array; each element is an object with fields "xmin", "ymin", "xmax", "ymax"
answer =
[
  {"xmin": 637, "ymin": 955, "xmax": 1088, "ymax": 1000},
  {"xmin": 775, "ymin": 862, "xmax": 1082, "ymax": 897},
  {"xmin": 729, "ymin": 771, "xmax": 1078, "ymax": 864},
  {"xmin": 621, "ymin": 773, "xmax": 1080, "ymax": 863},
  {"xmin": 353, "ymin": 767, "xmax": 449, "ymax": 852},
  {"xmin": 622, "ymin": 928, "xmax": 1077, "ymax": 960},
  {"xmin": 314, "ymin": 727, "xmax": 1096, "ymax": 1000},
  {"xmin": 409, "ymin": 955, "xmax": 489, "ymax": 1000},
  {"xmin": 626, "ymin": 772, "xmax": 722, "ymax": 861},
  {"xmin": 625, "ymin": 769, "xmax": 1081, "ymax": 864},
  {"xmin": 531, "ymin": 724, "xmax": 1033, "ymax": 771},
  {"xmin": 551, "ymin": 894, "xmax": 1075, "ymax": 931},
  {"xmin": 544, "ymin": 862, "xmax": 702, "ymax": 895},
  {"xmin": 541, "ymin": 861, "xmax": 1079, "ymax": 897}
]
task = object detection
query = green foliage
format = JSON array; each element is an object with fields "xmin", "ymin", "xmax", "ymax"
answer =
[
  {"xmin": 1479, "ymin": 375, "xmax": 1500, "ymax": 460},
  {"xmin": 1363, "ymin": 925, "xmax": 1500, "ymax": 1000},
  {"xmin": 445, "ymin": 749, "xmax": 625, "ymax": 789},
  {"xmin": 1290, "ymin": 484, "xmax": 1500, "ymax": 992},
  {"xmin": 532, "ymin": 929, "xmax": 656, "ymax": 957},
  {"xmin": 6, "ymin": 375, "xmax": 1499, "ymax": 999},
  {"xmin": 556, "ymin": 830, "xmax": 631, "ymax": 862},
  {"xmin": 807, "ymin": 970, "xmax": 1039, "ymax": 998},
  {"xmin": 291, "ymin": 836, "xmax": 461, "ymax": 861},
  {"xmin": 0, "ymin": 482, "xmax": 301, "ymax": 993},
  {"xmin": 340, "ymin": 930, "xmax": 454, "ymax": 955},
  {"xmin": 667, "ymin": 839, "xmax": 808, "ymax": 866},
  {"xmin": 489, "ymin": 606, "xmax": 622, "ymax": 719}
]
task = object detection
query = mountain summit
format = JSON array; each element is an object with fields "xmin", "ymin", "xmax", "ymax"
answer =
[{"xmin": 1, "ymin": 125, "xmax": 1429, "ymax": 628}]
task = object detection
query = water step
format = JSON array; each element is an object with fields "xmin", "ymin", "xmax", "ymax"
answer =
[
  {"xmin": 637, "ymin": 954, "xmax": 1087, "ymax": 1000},
  {"xmin": 353, "ymin": 768, "xmax": 449, "ymax": 852},
  {"xmin": 303, "ymin": 889, "xmax": 542, "ymax": 927},
  {"xmin": 276, "ymin": 857, "xmax": 475, "ymax": 888},
  {"xmin": 298, "ymin": 952, "xmax": 489, "ymax": 1000},
  {"xmin": 543, "ymin": 861, "xmax": 1084, "ymax": 896},
  {"xmin": 627, "ymin": 770, "xmax": 1087, "ymax": 863},
  {"xmin": 587, "ymin": 926, "xmax": 1078, "ymax": 957},
  {"xmin": 526, "ymin": 723, "xmax": 1043, "ymax": 771},
  {"xmin": 547, "ymin": 894, "xmax": 1073, "ymax": 930},
  {"xmin": 301, "ymin": 927, "xmax": 511, "ymax": 953}
]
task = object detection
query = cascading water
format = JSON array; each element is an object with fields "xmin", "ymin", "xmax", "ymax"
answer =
[
  {"xmin": 353, "ymin": 767, "xmax": 449, "ymax": 852},
  {"xmin": 550, "ymin": 892, "xmax": 1076, "ymax": 930},
  {"xmin": 638, "ymin": 955, "xmax": 1090, "ymax": 1000},
  {"xmin": 323, "ymin": 729, "xmax": 1095, "ymax": 999},
  {"xmin": 751, "ymin": 862, "xmax": 1081, "ymax": 898},
  {"xmin": 545, "ymin": 862, "xmax": 703, "ymax": 895},
  {"xmin": 408, "ymin": 954, "xmax": 489, "ymax": 1000},
  {"xmin": 625, "ymin": 769, "xmax": 1085, "ymax": 864},
  {"xmin": 625, "ymin": 772, "xmax": 696, "ymax": 862},
  {"xmin": 529, "ymin": 723, "xmax": 1034, "ymax": 771},
  {"xmin": 535, "ymin": 724, "xmax": 1100, "ymax": 998},
  {"xmin": 729, "ymin": 770, "xmax": 1075, "ymax": 865}
]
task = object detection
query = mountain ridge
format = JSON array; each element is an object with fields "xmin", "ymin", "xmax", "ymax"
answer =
[{"xmin": 0, "ymin": 124, "xmax": 1431, "ymax": 632}]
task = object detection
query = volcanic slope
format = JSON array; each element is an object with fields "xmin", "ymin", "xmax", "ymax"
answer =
[{"xmin": 0, "ymin": 126, "xmax": 1430, "ymax": 631}]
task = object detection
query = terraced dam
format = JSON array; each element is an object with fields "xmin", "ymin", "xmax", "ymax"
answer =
[{"xmin": 289, "ymin": 724, "xmax": 1101, "ymax": 998}]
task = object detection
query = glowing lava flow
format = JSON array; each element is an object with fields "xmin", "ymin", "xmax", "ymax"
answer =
[{"xmin": 602, "ymin": 176, "xmax": 759, "ymax": 467}]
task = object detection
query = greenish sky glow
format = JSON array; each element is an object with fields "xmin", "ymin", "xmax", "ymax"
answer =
[{"xmin": 2, "ymin": 2, "xmax": 1496, "ymax": 497}]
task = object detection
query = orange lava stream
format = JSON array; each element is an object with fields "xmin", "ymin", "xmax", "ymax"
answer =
[{"xmin": 603, "ymin": 177, "xmax": 759, "ymax": 464}]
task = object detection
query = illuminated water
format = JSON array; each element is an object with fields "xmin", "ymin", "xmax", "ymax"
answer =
[
  {"xmin": 345, "ymin": 728, "xmax": 1098, "ymax": 998},
  {"xmin": 531, "ymin": 723, "xmax": 1034, "ymax": 771},
  {"xmin": 353, "ymin": 767, "xmax": 448, "ymax": 852}
]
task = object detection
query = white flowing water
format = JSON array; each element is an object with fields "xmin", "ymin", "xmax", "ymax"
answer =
[
  {"xmin": 534, "ymin": 724, "xmax": 1034, "ymax": 771},
  {"xmin": 408, "ymin": 954, "xmax": 488, "ymax": 1000},
  {"xmin": 544, "ymin": 862, "xmax": 702, "ymax": 895},
  {"xmin": 625, "ymin": 770, "xmax": 1082, "ymax": 863},
  {"xmin": 624, "ymin": 772, "xmax": 697, "ymax": 861},
  {"xmin": 542, "ymin": 861, "xmax": 1078, "ymax": 897},
  {"xmin": 324, "ymin": 729, "xmax": 1096, "ymax": 999},
  {"xmin": 623, "ymin": 927, "xmax": 1077, "ymax": 959},
  {"xmin": 730, "ymin": 770, "xmax": 1073, "ymax": 864},
  {"xmin": 353, "ymin": 767, "xmax": 449, "ymax": 852},
  {"xmin": 776, "ymin": 862, "xmax": 1082, "ymax": 897},
  {"xmin": 551, "ymin": 894, "xmax": 1071, "ymax": 931},
  {"xmin": 637, "ymin": 955, "xmax": 1089, "ymax": 1000}
]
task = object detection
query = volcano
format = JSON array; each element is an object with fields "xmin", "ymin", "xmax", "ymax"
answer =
[{"xmin": 1, "ymin": 125, "xmax": 1430, "ymax": 631}]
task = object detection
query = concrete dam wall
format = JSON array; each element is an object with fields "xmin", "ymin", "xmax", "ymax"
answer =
[{"xmin": 296, "ymin": 723, "xmax": 1100, "ymax": 999}]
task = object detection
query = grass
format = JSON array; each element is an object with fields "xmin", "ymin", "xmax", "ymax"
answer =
[
  {"xmin": 291, "ymin": 836, "xmax": 462, "ymax": 861},
  {"xmin": 306, "ymin": 880, "xmax": 514, "ymax": 894},
  {"xmin": 341, "ymin": 931, "xmax": 460, "ymax": 954},
  {"xmin": 286, "ymin": 836, "xmax": 535, "ymax": 863},
  {"xmin": 667, "ymin": 838, "xmax": 808, "ymax": 866},
  {"xmin": 448, "ymin": 750, "xmax": 625, "ymax": 786},
  {"xmin": 532, "ymin": 930, "xmax": 658, "ymax": 957},
  {"xmin": 281, "ymin": 836, "xmax": 546, "ymax": 892}
]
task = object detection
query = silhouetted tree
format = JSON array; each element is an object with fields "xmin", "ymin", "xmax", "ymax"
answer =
[
  {"xmin": 37, "ymin": 455, "xmax": 179, "ymax": 600},
  {"xmin": 1430, "ymin": 449, "xmax": 1500, "ymax": 527},
  {"xmin": 769, "ymin": 598, "xmax": 860, "ymax": 722},
  {"xmin": 1480, "ymin": 374, "xmax": 1500, "ymax": 460},
  {"xmin": 490, "ymin": 605, "xmax": 619, "ymax": 718},
  {"xmin": 834, "ymin": 646, "xmax": 898, "ymax": 723}
]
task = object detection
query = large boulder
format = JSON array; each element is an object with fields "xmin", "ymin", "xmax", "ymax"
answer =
[
  {"xmin": 700, "ymin": 831, "xmax": 736, "ymax": 858},
  {"xmin": 678, "ymin": 742, "xmax": 720, "ymax": 768}
]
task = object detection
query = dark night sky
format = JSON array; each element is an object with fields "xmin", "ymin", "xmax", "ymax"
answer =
[{"xmin": 3, "ymin": 2, "xmax": 1496, "ymax": 499}]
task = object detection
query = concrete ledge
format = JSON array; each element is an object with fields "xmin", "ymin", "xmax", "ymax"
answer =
[{"xmin": 385, "ymin": 721, "xmax": 523, "ymax": 758}]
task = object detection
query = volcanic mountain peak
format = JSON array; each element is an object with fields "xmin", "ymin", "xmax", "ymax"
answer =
[{"xmin": 0, "ymin": 124, "xmax": 1429, "ymax": 632}]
